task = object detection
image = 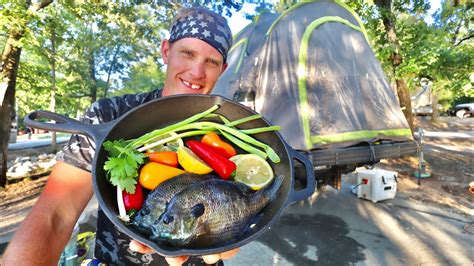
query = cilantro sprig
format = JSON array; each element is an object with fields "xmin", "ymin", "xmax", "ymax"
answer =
[{"xmin": 103, "ymin": 140, "xmax": 146, "ymax": 193}]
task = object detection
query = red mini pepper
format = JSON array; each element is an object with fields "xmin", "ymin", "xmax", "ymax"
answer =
[
  {"xmin": 186, "ymin": 140, "xmax": 236, "ymax": 180},
  {"xmin": 122, "ymin": 183, "xmax": 144, "ymax": 212}
]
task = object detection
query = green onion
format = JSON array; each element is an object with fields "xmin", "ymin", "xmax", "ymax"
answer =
[
  {"xmin": 240, "ymin": 126, "xmax": 281, "ymax": 134},
  {"xmin": 225, "ymin": 114, "xmax": 262, "ymax": 127},
  {"xmin": 131, "ymin": 105, "xmax": 219, "ymax": 148},
  {"xmin": 218, "ymin": 129, "xmax": 268, "ymax": 159},
  {"xmin": 137, "ymin": 130, "xmax": 210, "ymax": 152}
]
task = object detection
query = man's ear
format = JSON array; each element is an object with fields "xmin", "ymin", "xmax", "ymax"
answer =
[
  {"xmin": 220, "ymin": 63, "xmax": 228, "ymax": 75},
  {"xmin": 161, "ymin": 40, "xmax": 170, "ymax": 64}
]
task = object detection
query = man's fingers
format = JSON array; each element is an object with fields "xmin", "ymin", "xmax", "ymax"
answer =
[
  {"xmin": 130, "ymin": 240, "xmax": 239, "ymax": 264},
  {"xmin": 202, "ymin": 253, "xmax": 221, "ymax": 264},
  {"xmin": 220, "ymin": 248, "xmax": 240, "ymax": 260},
  {"xmin": 129, "ymin": 240, "xmax": 154, "ymax": 254},
  {"xmin": 202, "ymin": 248, "xmax": 240, "ymax": 264},
  {"xmin": 165, "ymin": 256, "xmax": 189, "ymax": 266}
]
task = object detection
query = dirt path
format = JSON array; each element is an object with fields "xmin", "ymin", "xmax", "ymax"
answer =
[
  {"xmin": 0, "ymin": 176, "xmax": 48, "ymax": 245},
  {"xmin": 377, "ymin": 116, "xmax": 473, "ymax": 217}
]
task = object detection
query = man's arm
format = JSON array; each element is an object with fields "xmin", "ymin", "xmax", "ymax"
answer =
[{"xmin": 2, "ymin": 161, "xmax": 93, "ymax": 265}]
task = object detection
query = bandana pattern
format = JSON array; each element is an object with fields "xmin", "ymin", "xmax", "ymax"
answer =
[{"xmin": 169, "ymin": 7, "xmax": 232, "ymax": 62}]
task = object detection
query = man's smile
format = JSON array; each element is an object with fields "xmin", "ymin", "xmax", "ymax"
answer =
[{"xmin": 181, "ymin": 78, "xmax": 203, "ymax": 90}]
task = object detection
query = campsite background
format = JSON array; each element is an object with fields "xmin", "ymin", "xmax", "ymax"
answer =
[
  {"xmin": 0, "ymin": 0, "xmax": 472, "ymax": 264},
  {"xmin": 1, "ymin": 1, "xmax": 472, "ymax": 158}
]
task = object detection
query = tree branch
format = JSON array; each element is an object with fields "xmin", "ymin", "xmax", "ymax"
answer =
[
  {"xmin": 454, "ymin": 35, "xmax": 473, "ymax": 46},
  {"xmin": 29, "ymin": 0, "xmax": 53, "ymax": 12}
]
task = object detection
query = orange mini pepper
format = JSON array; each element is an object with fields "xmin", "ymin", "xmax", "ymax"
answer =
[
  {"xmin": 146, "ymin": 151, "xmax": 178, "ymax": 167},
  {"xmin": 138, "ymin": 162, "xmax": 185, "ymax": 190},
  {"xmin": 201, "ymin": 132, "xmax": 237, "ymax": 159}
]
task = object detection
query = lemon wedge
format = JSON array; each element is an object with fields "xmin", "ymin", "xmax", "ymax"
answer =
[
  {"xmin": 232, "ymin": 154, "xmax": 274, "ymax": 190},
  {"xmin": 177, "ymin": 146, "xmax": 213, "ymax": 174}
]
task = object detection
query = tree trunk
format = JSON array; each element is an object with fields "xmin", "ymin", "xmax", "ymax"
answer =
[
  {"xmin": 395, "ymin": 79, "xmax": 414, "ymax": 129},
  {"xmin": 89, "ymin": 55, "xmax": 97, "ymax": 103},
  {"xmin": 431, "ymin": 93, "xmax": 439, "ymax": 122},
  {"xmin": 0, "ymin": 31, "xmax": 23, "ymax": 187},
  {"xmin": 376, "ymin": 0, "xmax": 414, "ymax": 130},
  {"xmin": 50, "ymin": 27, "xmax": 57, "ymax": 151},
  {"xmin": 0, "ymin": 0, "xmax": 52, "ymax": 187},
  {"xmin": 88, "ymin": 24, "xmax": 97, "ymax": 104},
  {"xmin": 104, "ymin": 44, "xmax": 122, "ymax": 98}
]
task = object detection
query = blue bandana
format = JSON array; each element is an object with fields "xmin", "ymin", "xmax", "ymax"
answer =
[{"xmin": 169, "ymin": 7, "xmax": 233, "ymax": 63}]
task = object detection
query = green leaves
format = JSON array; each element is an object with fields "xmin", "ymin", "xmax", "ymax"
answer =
[
  {"xmin": 348, "ymin": 0, "xmax": 472, "ymax": 108},
  {"xmin": 103, "ymin": 139, "xmax": 146, "ymax": 193}
]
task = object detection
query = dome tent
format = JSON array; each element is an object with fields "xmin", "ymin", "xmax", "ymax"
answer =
[{"xmin": 213, "ymin": 0, "xmax": 413, "ymax": 153}]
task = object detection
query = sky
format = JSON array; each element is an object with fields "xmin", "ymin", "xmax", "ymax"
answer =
[
  {"xmin": 224, "ymin": 3, "xmax": 259, "ymax": 35},
  {"xmin": 225, "ymin": 1, "xmax": 443, "ymax": 36}
]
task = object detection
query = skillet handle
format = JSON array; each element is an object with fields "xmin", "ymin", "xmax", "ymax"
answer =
[
  {"xmin": 285, "ymin": 147, "xmax": 316, "ymax": 206},
  {"xmin": 24, "ymin": 110, "xmax": 112, "ymax": 143}
]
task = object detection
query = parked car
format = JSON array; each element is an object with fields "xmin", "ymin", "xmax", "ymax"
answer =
[{"xmin": 454, "ymin": 103, "xmax": 474, "ymax": 118}]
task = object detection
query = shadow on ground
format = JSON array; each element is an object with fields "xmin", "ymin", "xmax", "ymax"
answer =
[{"xmin": 257, "ymin": 212, "xmax": 365, "ymax": 265}]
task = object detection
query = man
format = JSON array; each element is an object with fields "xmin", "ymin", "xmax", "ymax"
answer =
[{"xmin": 3, "ymin": 7, "xmax": 239, "ymax": 265}]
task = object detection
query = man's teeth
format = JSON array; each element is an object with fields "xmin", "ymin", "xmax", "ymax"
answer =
[{"xmin": 183, "ymin": 80, "xmax": 202, "ymax": 90}]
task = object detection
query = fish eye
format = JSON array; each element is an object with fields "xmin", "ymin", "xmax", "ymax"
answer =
[{"xmin": 163, "ymin": 214, "xmax": 174, "ymax": 225}]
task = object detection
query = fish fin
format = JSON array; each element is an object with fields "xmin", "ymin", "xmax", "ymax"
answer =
[
  {"xmin": 191, "ymin": 203, "xmax": 205, "ymax": 218},
  {"xmin": 264, "ymin": 175, "xmax": 284, "ymax": 201},
  {"xmin": 231, "ymin": 180, "xmax": 253, "ymax": 195}
]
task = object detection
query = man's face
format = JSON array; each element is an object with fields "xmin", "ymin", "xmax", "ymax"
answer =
[{"xmin": 161, "ymin": 38, "xmax": 227, "ymax": 96}]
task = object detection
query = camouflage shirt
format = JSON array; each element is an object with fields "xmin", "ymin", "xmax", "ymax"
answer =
[{"xmin": 59, "ymin": 89, "xmax": 212, "ymax": 265}]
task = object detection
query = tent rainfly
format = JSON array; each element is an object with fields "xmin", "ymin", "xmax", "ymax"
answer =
[{"xmin": 213, "ymin": 0, "xmax": 413, "ymax": 152}]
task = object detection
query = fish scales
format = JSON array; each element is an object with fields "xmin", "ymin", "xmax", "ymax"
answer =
[
  {"xmin": 132, "ymin": 173, "xmax": 213, "ymax": 234},
  {"xmin": 151, "ymin": 176, "xmax": 284, "ymax": 247}
]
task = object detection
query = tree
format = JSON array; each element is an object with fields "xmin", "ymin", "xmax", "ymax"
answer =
[
  {"xmin": 30, "ymin": 3, "xmax": 70, "ymax": 150},
  {"xmin": 0, "ymin": 0, "xmax": 52, "ymax": 187},
  {"xmin": 430, "ymin": 1, "xmax": 473, "ymax": 110},
  {"xmin": 1, "ymin": 1, "xmax": 246, "ymax": 187},
  {"xmin": 115, "ymin": 56, "xmax": 165, "ymax": 96},
  {"xmin": 349, "ymin": 0, "xmax": 472, "ymax": 124},
  {"xmin": 373, "ymin": 0, "xmax": 416, "ymax": 130}
]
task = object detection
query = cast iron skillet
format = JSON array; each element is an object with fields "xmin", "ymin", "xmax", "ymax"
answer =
[{"xmin": 25, "ymin": 94, "xmax": 315, "ymax": 256}]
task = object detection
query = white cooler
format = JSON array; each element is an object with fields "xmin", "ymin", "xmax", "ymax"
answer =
[{"xmin": 356, "ymin": 169, "xmax": 397, "ymax": 203}]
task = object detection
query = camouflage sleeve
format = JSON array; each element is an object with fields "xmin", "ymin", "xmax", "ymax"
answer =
[{"xmin": 57, "ymin": 89, "xmax": 163, "ymax": 172}]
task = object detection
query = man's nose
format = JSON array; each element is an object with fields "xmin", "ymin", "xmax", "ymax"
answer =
[{"xmin": 189, "ymin": 61, "xmax": 205, "ymax": 79}]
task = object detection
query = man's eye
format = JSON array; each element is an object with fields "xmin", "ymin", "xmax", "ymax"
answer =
[
  {"xmin": 182, "ymin": 51, "xmax": 193, "ymax": 57},
  {"xmin": 206, "ymin": 59, "xmax": 219, "ymax": 67}
]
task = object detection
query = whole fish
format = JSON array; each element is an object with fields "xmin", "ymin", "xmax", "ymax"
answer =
[
  {"xmin": 133, "ymin": 173, "xmax": 213, "ymax": 234},
  {"xmin": 150, "ymin": 175, "xmax": 284, "ymax": 247}
]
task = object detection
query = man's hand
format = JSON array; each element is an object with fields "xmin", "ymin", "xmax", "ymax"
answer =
[{"xmin": 129, "ymin": 240, "xmax": 240, "ymax": 266}]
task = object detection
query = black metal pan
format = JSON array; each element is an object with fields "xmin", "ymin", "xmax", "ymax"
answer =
[{"xmin": 24, "ymin": 94, "xmax": 315, "ymax": 256}]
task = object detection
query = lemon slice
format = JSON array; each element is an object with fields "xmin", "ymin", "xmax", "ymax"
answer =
[
  {"xmin": 233, "ymin": 154, "xmax": 274, "ymax": 190},
  {"xmin": 177, "ymin": 146, "xmax": 213, "ymax": 174},
  {"xmin": 146, "ymin": 132, "xmax": 183, "ymax": 152}
]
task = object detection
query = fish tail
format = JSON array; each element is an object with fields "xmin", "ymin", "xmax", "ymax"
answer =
[{"xmin": 264, "ymin": 175, "xmax": 284, "ymax": 201}]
